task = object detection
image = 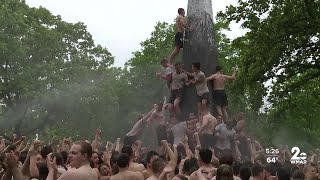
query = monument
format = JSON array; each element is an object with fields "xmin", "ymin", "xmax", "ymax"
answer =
[{"xmin": 181, "ymin": 0, "xmax": 218, "ymax": 119}]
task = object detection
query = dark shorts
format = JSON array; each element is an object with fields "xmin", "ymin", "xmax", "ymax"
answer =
[
  {"xmin": 174, "ymin": 32, "xmax": 184, "ymax": 48},
  {"xmin": 200, "ymin": 134, "xmax": 215, "ymax": 149},
  {"xmin": 213, "ymin": 90, "xmax": 228, "ymax": 106},
  {"xmin": 197, "ymin": 92, "xmax": 210, "ymax": 103},
  {"xmin": 156, "ymin": 125, "xmax": 167, "ymax": 145},
  {"xmin": 123, "ymin": 135, "xmax": 137, "ymax": 147},
  {"xmin": 169, "ymin": 89, "xmax": 183, "ymax": 104}
]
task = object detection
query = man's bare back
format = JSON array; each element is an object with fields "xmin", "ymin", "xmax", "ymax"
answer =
[
  {"xmin": 110, "ymin": 170, "xmax": 143, "ymax": 180},
  {"xmin": 207, "ymin": 69, "xmax": 237, "ymax": 90},
  {"xmin": 176, "ymin": 15, "xmax": 185, "ymax": 33},
  {"xmin": 58, "ymin": 164, "xmax": 98, "ymax": 180},
  {"xmin": 128, "ymin": 162, "xmax": 145, "ymax": 172},
  {"xmin": 202, "ymin": 113, "xmax": 217, "ymax": 135}
]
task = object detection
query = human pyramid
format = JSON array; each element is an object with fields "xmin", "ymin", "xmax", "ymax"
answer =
[{"xmin": 0, "ymin": 7, "xmax": 319, "ymax": 180}]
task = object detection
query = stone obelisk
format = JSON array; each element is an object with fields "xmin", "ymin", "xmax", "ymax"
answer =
[{"xmin": 181, "ymin": 0, "xmax": 218, "ymax": 119}]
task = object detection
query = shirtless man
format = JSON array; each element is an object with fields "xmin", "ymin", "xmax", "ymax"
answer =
[
  {"xmin": 189, "ymin": 149, "xmax": 216, "ymax": 180},
  {"xmin": 142, "ymin": 151, "xmax": 159, "ymax": 179},
  {"xmin": 198, "ymin": 103, "xmax": 217, "ymax": 149},
  {"xmin": 167, "ymin": 62, "xmax": 189, "ymax": 115},
  {"xmin": 235, "ymin": 112, "xmax": 246, "ymax": 135},
  {"xmin": 46, "ymin": 141, "xmax": 98, "ymax": 180},
  {"xmin": 147, "ymin": 140, "xmax": 177, "ymax": 180},
  {"xmin": 109, "ymin": 153, "xmax": 144, "ymax": 180},
  {"xmin": 147, "ymin": 101, "xmax": 168, "ymax": 146},
  {"xmin": 156, "ymin": 59, "xmax": 175, "ymax": 89},
  {"xmin": 121, "ymin": 146, "xmax": 145, "ymax": 172},
  {"xmin": 124, "ymin": 106, "xmax": 157, "ymax": 147},
  {"xmin": 167, "ymin": 8, "xmax": 191, "ymax": 66},
  {"xmin": 207, "ymin": 66, "xmax": 237, "ymax": 121},
  {"xmin": 168, "ymin": 115, "xmax": 198, "ymax": 146},
  {"xmin": 187, "ymin": 62, "xmax": 210, "ymax": 119}
]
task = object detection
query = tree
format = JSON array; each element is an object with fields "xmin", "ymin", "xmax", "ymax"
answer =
[
  {"xmin": 218, "ymin": 0, "xmax": 320, "ymax": 147},
  {"xmin": 0, "ymin": 0, "xmax": 116, "ymax": 139}
]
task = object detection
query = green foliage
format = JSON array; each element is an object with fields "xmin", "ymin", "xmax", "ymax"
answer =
[
  {"xmin": 0, "ymin": 0, "xmax": 116, "ymax": 139},
  {"xmin": 218, "ymin": 0, "xmax": 320, "ymax": 147}
]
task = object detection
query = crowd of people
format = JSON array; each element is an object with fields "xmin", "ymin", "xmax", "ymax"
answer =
[{"xmin": 0, "ymin": 7, "xmax": 319, "ymax": 180}]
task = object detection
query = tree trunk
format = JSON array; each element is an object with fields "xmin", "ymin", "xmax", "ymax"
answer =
[{"xmin": 181, "ymin": 0, "xmax": 218, "ymax": 120}]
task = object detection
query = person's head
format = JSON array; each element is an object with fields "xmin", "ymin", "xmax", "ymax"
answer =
[
  {"xmin": 175, "ymin": 62, "xmax": 182, "ymax": 73},
  {"xmin": 146, "ymin": 151, "xmax": 159, "ymax": 168},
  {"xmin": 38, "ymin": 162, "xmax": 49, "ymax": 180},
  {"xmin": 170, "ymin": 115, "xmax": 179, "ymax": 124},
  {"xmin": 189, "ymin": 113, "xmax": 196, "ymax": 120},
  {"xmin": 68, "ymin": 141, "xmax": 93, "ymax": 168},
  {"xmin": 276, "ymin": 167, "xmax": 291, "ymax": 180},
  {"xmin": 199, "ymin": 149, "xmax": 212, "ymax": 165},
  {"xmin": 191, "ymin": 62, "xmax": 200, "ymax": 72},
  {"xmin": 121, "ymin": 146, "xmax": 134, "ymax": 160},
  {"xmin": 99, "ymin": 163, "xmax": 111, "ymax": 176},
  {"xmin": 110, "ymin": 150, "xmax": 120, "ymax": 167},
  {"xmin": 292, "ymin": 170, "xmax": 305, "ymax": 180},
  {"xmin": 216, "ymin": 115, "xmax": 223, "ymax": 124},
  {"xmin": 156, "ymin": 103, "xmax": 163, "ymax": 112},
  {"xmin": 173, "ymin": 175, "xmax": 188, "ymax": 180},
  {"xmin": 50, "ymin": 153, "xmax": 65, "ymax": 166},
  {"xmin": 41, "ymin": 145, "xmax": 53, "ymax": 160},
  {"xmin": 226, "ymin": 119, "xmax": 236, "ymax": 129},
  {"xmin": 233, "ymin": 161, "xmax": 242, "ymax": 176},
  {"xmin": 19, "ymin": 151, "xmax": 28, "ymax": 164},
  {"xmin": 219, "ymin": 149, "xmax": 234, "ymax": 166},
  {"xmin": 182, "ymin": 157, "xmax": 199, "ymax": 176},
  {"xmin": 161, "ymin": 59, "xmax": 168, "ymax": 67},
  {"xmin": 252, "ymin": 164, "xmax": 266, "ymax": 180},
  {"xmin": 35, "ymin": 153, "xmax": 43, "ymax": 167},
  {"xmin": 178, "ymin": 8, "xmax": 185, "ymax": 16},
  {"xmin": 216, "ymin": 164, "xmax": 234, "ymax": 180},
  {"xmin": 91, "ymin": 151, "xmax": 100, "ymax": 167},
  {"xmin": 151, "ymin": 158, "xmax": 166, "ymax": 175},
  {"xmin": 117, "ymin": 153, "xmax": 130, "ymax": 168},
  {"xmin": 216, "ymin": 66, "xmax": 223, "ymax": 73},
  {"xmin": 201, "ymin": 101, "xmax": 209, "ymax": 113},
  {"xmin": 239, "ymin": 166, "xmax": 252, "ymax": 180}
]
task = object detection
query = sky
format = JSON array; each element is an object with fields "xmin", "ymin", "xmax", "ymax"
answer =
[{"xmin": 26, "ymin": 0, "xmax": 244, "ymax": 67}]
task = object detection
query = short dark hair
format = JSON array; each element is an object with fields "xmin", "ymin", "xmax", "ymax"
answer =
[
  {"xmin": 192, "ymin": 62, "xmax": 200, "ymax": 70},
  {"xmin": 277, "ymin": 167, "xmax": 291, "ymax": 180},
  {"xmin": 252, "ymin": 164, "xmax": 264, "ymax": 177},
  {"xmin": 292, "ymin": 170, "xmax": 305, "ymax": 180},
  {"xmin": 240, "ymin": 166, "xmax": 252, "ymax": 180},
  {"xmin": 183, "ymin": 157, "xmax": 199, "ymax": 176},
  {"xmin": 146, "ymin": 151, "xmax": 159, "ymax": 164},
  {"xmin": 217, "ymin": 164, "xmax": 234, "ymax": 179},
  {"xmin": 219, "ymin": 150, "xmax": 234, "ymax": 166},
  {"xmin": 117, "ymin": 153, "xmax": 130, "ymax": 168},
  {"xmin": 175, "ymin": 62, "xmax": 181, "ymax": 67},
  {"xmin": 151, "ymin": 158, "xmax": 165, "ymax": 173},
  {"xmin": 178, "ymin": 8, "xmax": 184, "ymax": 15},
  {"xmin": 199, "ymin": 149, "xmax": 212, "ymax": 164},
  {"xmin": 121, "ymin": 146, "xmax": 133, "ymax": 159},
  {"xmin": 216, "ymin": 66, "xmax": 222, "ymax": 72},
  {"xmin": 233, "ymin": 161, "xmax": 242, "ymax": 176},
  {"xmin": 41, "ymin": 145, "xmax": 53, "ymax": 159},
  {"xmin": 74, "ymin": 141, "xmax": 93, "ymax": 161}
]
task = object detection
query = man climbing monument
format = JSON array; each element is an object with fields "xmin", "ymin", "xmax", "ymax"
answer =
[
  {"xmin": 167, "ymin": 8, "xmax": 191, "ymax": 66},
  {"xmin": 207, "ymin": 66, "xmax": 238, "ymax": 122},
  {"xmin": 186, "ymin": 63, "xmax": 210, "ymax": 119}
]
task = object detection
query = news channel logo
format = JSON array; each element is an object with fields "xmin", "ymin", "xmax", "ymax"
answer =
[{"xmin": 290, "ymin": 146, "xmax": 307, "ymax": 165}]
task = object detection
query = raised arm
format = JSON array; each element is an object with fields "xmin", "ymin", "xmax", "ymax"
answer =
[
  {"xmin": 223, "ymin": 69, "xmax": 237, "ymax": 80},
  {"xmin": 207, "ymin": 74, "xmax": 215, "ymax": 81},
  {"xmin": 141, "ymin": 106, "xmax": 157, "ymax": 122}
]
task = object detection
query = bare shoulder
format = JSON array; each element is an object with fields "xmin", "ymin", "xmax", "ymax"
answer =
[{"xmin": 189, "ymin": 172, "xmax": 197, "ymax": 180}]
